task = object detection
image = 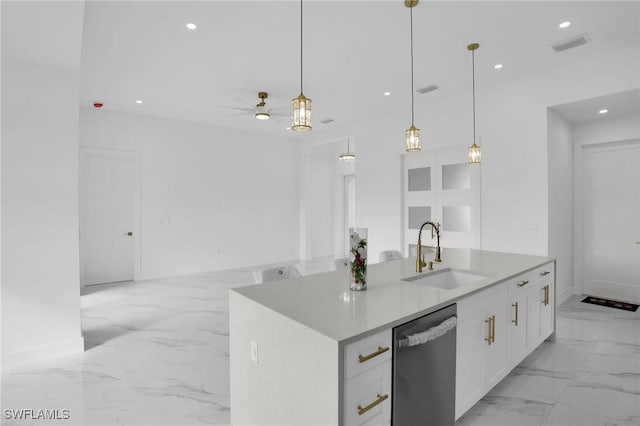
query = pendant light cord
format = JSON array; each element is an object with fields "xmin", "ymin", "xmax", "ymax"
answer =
[
  {"xmin": 300, "ymin": 0, "xmax": 304, "ymax": 94},
  {"xmin": 410, "ymin": 6, "xmax": 415, "ymax": 126},
  {"xmin": 472, "ymin": 48, "xmax": 476, "ymax": 144}
]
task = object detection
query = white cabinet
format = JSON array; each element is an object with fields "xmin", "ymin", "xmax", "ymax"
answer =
[
  {"xmin": 343, "ymin": 329, "xmax": 392, "ymax": 426},
  {"xmin": 528, "ymin": 264, "xmax": 555, "ymax": 349},
  {"xmin": 457, "ymin": 261, "xmax": 556, "ymax": 420},
  {"xmin": 456, "ymin": 313, "xmax": 484, "ymax": 416},
  {"xmin": 455, "ymin": 283, "xmax": 509, "ymax": 418},
  {"xmin": 508, "ymin": 290, "xmax": 529, "ymax": 365},
  {"xmin": 483, "ymin": 302, "xmax": 509, "ymax": 390}
]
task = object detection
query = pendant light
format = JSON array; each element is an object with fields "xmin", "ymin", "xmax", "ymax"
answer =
[
  {"xmin": 405, "ymin": 0, "xmax": 421, "ymax": 152},
  {"xmin": 339, "ymin": 139, "xmax": 355, "ymax": 163},
  {"xmin": 291, "ymin": 0, "xmax": 312, "ymax": 132},
  {"xmin": 468, "ymin": 43, "xmax": 482, "ymax": 164}
]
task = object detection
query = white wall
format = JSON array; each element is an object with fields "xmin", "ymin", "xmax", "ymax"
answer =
[
  {"xmin": 1, "ymin": 1, "xmax": 86, "ymax": 363},
  {"xmin": 79, "ymin": 109, "xmax": 300, "ymax": 280},
  {"xmin": 573, "ymin": 113, "xmax": 640, "ymax": 146},
  {"xmin": 547, "ymin": 110, "xmax": 574, "ymax": 304},
  {"xmin": 300, "ymin": 139, "xmax": 354, "ymax": 260}
]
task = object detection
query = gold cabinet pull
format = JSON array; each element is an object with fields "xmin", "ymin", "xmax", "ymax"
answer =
[
  {"xmin": 512, "ymin": 302, "xmax": 519, "ymax": 326},
  {"xmin": 540, "ymin": 271, "xmax": 551, "ymax": 276},
  {"xmin": 491, "ymin": 315, "xmax": 496, "ymax": 343},
  {"xmin": 543, "ymin": 285, "xmax": 550, "ymax": 306},
  {"xmin": 357, "ymin": 393, "xmax": 388, "ymax": 416},
  {"xmin": 484, "ymin": 315, "xmax": 495, "ymax": 345},
  {"xmin": 517, "ymin": 280, "xmax": 529, "ymax": 287},
  {"xmin": 358, "ymin": 346, "xmax": 389, "ymax": 363}
]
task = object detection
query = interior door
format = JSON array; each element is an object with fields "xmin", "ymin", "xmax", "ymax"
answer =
[
  {"xmin": 583, "ymin": 140, "xmax": 640, "ymax": 303},
  {"xmin": 404, "ymin": 151, "xmax": 437, "ymax": 257},
  {"xmin": 403, "ymin": 146, "xmax": 481, "ymax": 257},
  {"xmin": 80, "ymin": 150, "xmax": 135, "ymax": 286}
]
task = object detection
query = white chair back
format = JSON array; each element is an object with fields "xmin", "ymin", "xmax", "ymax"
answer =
[
  {"xmin": 379, "ymin": 250, "xmax": 403, "ymax": 262},
  {"xmin": 261, "ymin": 265, "xmax": 301, "ymax": 283},
  {"xmin": 333, "ymin": 257, "xmax": 350, "ymax": 271}
]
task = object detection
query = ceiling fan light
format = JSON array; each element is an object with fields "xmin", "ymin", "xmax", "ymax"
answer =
[
  {"xmin": 255, "ymin": 105, "xmax": 270, "ymax": 120},
  {"xmin": 291, "ymin": 93, "xmax": 312, "ymax": 132},
  {"xmin": 405, "ymin": 125, "xmax": 421, "ymax": 152}
]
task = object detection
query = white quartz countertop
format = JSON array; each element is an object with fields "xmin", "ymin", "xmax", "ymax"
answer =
[{"xmin": 231, "ymin": 249, "xmax": 553, "ymax": 345}]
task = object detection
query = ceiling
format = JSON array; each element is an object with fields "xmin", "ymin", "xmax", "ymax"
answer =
[
  {"xmin": 79, "ymin": 1, "xmax": 640, "ymax": 136},
  {"xmin": 551, "ymin": 88, "xmax": 640, "ymax": 124}
]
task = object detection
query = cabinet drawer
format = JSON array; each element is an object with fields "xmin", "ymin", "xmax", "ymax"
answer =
[
  {"xmin": 532, "ymin": 262, "xmax": 555, "ymax": 285},
  {"xmin": 344, "ymin": 360, "xmax": 391, "ymax": 426},
  {"xmin": 507, "ymin": 262, "xmax": 554, "ymax": 296},
  {"xmin": 344, "ymin": 329, "xmax": 392, "ymax": 380},
  {"xmin": 507, "ymin": 271, "xmax": 534, "ymax": 296}
]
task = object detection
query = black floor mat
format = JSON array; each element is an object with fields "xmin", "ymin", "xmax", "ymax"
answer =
[{"xmin": 581, "ymin": 296, "xmax": 638, "ymax": 312}]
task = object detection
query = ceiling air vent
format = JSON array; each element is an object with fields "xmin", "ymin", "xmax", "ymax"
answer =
[
  {"xmin": 417, "ymin": 85, "xmax": 439, "ymax": 95},
  {"xmin": 551, "ymin": 34, "xmax": 589, "ymax": 52},
  {"xmin": 320, "ymin": 118, "xmax": 335, "ymax": 124}
]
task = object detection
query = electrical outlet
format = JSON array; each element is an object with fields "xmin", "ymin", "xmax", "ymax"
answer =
[{"xmin": 250, "ymin": 340, "xmax": 258, "ymax": 363}]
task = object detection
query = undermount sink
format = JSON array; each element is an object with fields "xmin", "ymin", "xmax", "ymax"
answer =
[{"xmin": 403, "ymin": 268, "xmax": 486, "ymax": 290}]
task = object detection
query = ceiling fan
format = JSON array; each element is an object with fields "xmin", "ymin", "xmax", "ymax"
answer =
[{"xmin": 221, "ymin": 91, "xmax": 287, "ymax": 121}]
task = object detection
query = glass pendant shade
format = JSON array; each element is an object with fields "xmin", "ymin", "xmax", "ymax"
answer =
[
  {"xmin": 404, "ymin": 1, "xmax": 421, "ymax": 152},
  {"xmin": 405, "ymin": 125, "xmax": 421, "ymax": 152},
  {"xmin": 468, "ymin": 142, "xmax": 482, "ymax": 164},
  {"xmin": 291, "ymin": 93, "xmax": 312, "ymax": 132},
  {"xmin": 467, "ymin": 43, "xmax": 481, "ymax": 164}
]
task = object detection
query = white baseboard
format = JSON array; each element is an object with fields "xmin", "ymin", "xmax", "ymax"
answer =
[
  {"xmin": 1, "ymin": 337, "xmax": 84, "ymax": 370},
  {"xmin": 557, "ymin": 287, "xmax": 573, "ymax": 305}
]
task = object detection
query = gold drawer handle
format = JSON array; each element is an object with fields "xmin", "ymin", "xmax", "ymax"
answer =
[
  {"xmin": 512, "ymin": 302, "xmax": 519, "ymax": 326},
  {"xmin": 358, "ymin": 346, "xmax": 389, "ymax": 363},
  {"xmin": 357, "ymin": 393, "xmax": 389, "ymax": 416},
  {"xmin": 492, "ymin": 315, "xmax": 496, "ymax": 343},
  {"xmin": 542, "ymin": 285, "xmax": 550, "ymax": 306},
  {"xmin": 540, "ymin": 271, "xmax": 551, "ymax": 276},
  {"xmin": 517, "ymin": 280, "xmax": 529, "ymax": 287},
  {"xmin": 484, "ymin": 315, "xmax": 495, "ymax": 345}
]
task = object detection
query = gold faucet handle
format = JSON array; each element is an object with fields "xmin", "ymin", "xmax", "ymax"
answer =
[{"xmin": 421, "ymin": 254, "xmax": 426, "ymax": 267}]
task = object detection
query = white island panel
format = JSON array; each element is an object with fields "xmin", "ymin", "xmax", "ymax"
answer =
[{"xmin": 230, "ymin": 291, "xmax": 340, "ymax": 425}]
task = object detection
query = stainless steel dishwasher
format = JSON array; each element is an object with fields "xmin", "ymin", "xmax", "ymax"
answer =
[{"xmin": 392, "ymin": 303, "xmax": 457, "ymax": 426}]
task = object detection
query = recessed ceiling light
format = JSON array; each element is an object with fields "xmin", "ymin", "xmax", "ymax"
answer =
[
  {"xmin": 494, "ymin": 64, "xmax": 503, "ymax": 70},
  {"xmin": 384, "ymin": 91, "xmax": 391, "ymax": 96},
  {"xmin": 598, "ymin": 109, "xmax": 608, "ymax": 114},
  {"xmin": 186, "ymin": 23, "xmax": 197, "ymax": 30},
  {"xmin": 286, "ymin": 126, "xmax": 291, "ymax": 130},
  {"xmin": 135, "ymin": 99, "xmax": 143, "ymax": 104},
  {"xmin": 558, "ymin": 21, "xmax": 572, "ymax": 29}
]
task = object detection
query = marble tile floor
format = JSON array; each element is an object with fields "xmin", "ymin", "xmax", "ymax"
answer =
[{"xmin": 2, "ymin": 260, "xmax": 639, "ymax": 426}]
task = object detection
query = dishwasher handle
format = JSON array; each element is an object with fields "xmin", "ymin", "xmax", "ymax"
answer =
[{"xmin": 397, "ymin": 316, "xmax": 457, "ymax": 348}]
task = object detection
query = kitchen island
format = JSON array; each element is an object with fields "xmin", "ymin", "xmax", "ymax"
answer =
[{"xmin": 229, "ymin": 248, "xmax": 555, "ymax": 425}]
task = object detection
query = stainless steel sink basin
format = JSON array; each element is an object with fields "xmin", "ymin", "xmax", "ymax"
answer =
[{"xmin": 403, "ymin": 268, "xmax": 486, "ymax": 290}]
